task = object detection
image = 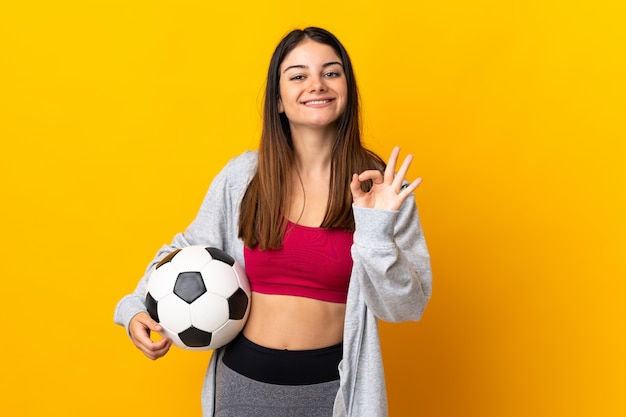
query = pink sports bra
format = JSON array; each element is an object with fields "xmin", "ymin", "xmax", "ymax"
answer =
[{"xmin": 244, "ymin": 221, "xmax": 354, "ymax": 303}]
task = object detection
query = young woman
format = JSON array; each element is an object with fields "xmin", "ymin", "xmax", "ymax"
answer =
[{"xmin": 114, "ymin": 27, "xmax": 432, "ymax": 417}]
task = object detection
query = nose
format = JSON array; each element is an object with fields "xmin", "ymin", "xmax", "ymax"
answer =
[{"xmin": 309, "ymin": 75, "xmax": 327, "ymax": 93}]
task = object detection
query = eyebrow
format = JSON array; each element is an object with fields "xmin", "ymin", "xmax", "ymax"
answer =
[{"xmin": 282, "ymin": 61, "xmax": 343, "ymax": 74}]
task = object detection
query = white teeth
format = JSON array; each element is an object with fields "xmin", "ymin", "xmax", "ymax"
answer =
[{"xmin": 306, "ymin": 100, "xmax": 330, "ymax": 105}]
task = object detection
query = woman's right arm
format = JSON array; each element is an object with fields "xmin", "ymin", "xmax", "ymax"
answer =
[{"xmin": 113, "ymin": 151, "xmax": 257, "ymax": 359}]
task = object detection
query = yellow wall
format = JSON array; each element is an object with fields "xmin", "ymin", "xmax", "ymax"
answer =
[{"xmin": 1, "ymin": 1, "xmax": 624, "ymax": 416}]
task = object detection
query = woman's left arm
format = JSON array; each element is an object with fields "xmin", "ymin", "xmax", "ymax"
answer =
[{"xmin": 350, "ymin": 147, "xmax": 432, "ymax": 322}]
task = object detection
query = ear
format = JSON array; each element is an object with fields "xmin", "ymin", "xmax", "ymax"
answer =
[{"xmin": 277, "ymin": 96, "xmax": 284, "ymax": 113}]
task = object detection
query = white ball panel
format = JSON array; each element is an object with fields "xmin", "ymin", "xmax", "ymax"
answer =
[
  {"xmin": 147, "ymin": 263, "xmax": 178, "ymax": 300},
  {"xmin": 159, "ymin": 327, "xmax": 185, "ymax": 349},
  {"xmin": 232, "ymin": 262, "xmax": 251, "ymax": 294},
  {"xmin": 157, "ymin": 295, "xmax": 192, "ymax": 332},
  {"xmin": 209, "ymin": 323, "xmax": 243, "ymax": 349},
  {"xmin": 189, "ymin": 292, "xmax": 229, "ymax": 331},
  {"xmin": 170, "ymin": 245, "xmax": 212, "ymax": 271},
  {"xmin": 201, "ymin": 261, "xmax": 239, "ymax": 297}
]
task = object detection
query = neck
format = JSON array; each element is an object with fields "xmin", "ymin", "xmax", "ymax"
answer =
[{"xmin": 290, "ymin": 128, "xmax": 334, "ymax": 175}]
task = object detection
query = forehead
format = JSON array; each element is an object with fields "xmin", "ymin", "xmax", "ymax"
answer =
[{"xmin": 280, "ymin": 40, "xmax": 342, "ymax": 70}]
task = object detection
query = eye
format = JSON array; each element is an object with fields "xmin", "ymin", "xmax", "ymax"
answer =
[
  {"xmin": 324, "ymin": 71, "xmax": 341, "ymax": 78},
  {"xmin": 289, "ymin": 74, "xmax": 306, "ymax": 81}
]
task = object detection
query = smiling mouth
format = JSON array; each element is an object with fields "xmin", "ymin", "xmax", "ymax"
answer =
[{"xmin": 303, "ymin": 99, "xmax": 334, "ymax": 105}]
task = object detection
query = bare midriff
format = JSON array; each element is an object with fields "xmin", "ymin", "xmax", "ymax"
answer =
[{"xmin": 242, "ymin": 291, "xmax": 345, "ymax": 350}]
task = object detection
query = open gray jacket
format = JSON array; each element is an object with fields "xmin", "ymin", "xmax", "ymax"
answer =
[{"xmin": 114, "ymin": 151, "xmax": 432, "ymax": 417}]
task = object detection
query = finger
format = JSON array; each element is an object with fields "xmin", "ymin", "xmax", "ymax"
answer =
[
  {"xmin": 130, "ymin": 313, "xmax": 161, "ymax": 346},
  {"xmin": 147, "ymin": 320, "xmax": 163, "ymax": 333},
  {"xmin": 146, "ymin": 337, "xmax": 172, "ymax": 360},
  {"xmin": 143, "ymin": 343, "xmax": 171, "ymax": 360},
  {"xmin": 137, "ymin": 312, "xmax": 163, "ymax": 332},
  {"xmin": 137, "ymin": 330, "xmax": 172, "ymax": 360},
  {"xmin": 358, "ymin": 169, "xmax": 384, "ymax": 185},
  {"xmin": 384, "ymin": 146, "xmax": 401, "ymax": 184},
  {"xmin": 393, "ymin": 153, "xmax": 414, "ymax": 189},
  {"xmin": 350, "ymin": 173, "xmax": 362, "ymax": 198},
  {"xmin": 399, "ymin": 177, "xmax": 423, "ymax": 199},
  {"xmin": 130, "ymin": 325, "xmax": 153, "ymax": 350}
]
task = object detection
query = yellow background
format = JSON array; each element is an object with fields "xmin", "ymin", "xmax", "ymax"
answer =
[{"xmin": 1, "ymin": 1, "xmax": 624, "ymax": 416}]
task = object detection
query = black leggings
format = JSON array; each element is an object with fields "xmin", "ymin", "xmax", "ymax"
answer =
[
  {"xmin": 222, "ymin": 333, "xmax": 342, "ymax": 385},
  {"xmin": 214, "ymin": 334, "xmax": 342, "ymax": 417}
]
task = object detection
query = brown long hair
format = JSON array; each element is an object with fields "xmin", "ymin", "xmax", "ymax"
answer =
[{"xmin": 238, "ymin": 27, "xmax": 385, "ymax": 249}]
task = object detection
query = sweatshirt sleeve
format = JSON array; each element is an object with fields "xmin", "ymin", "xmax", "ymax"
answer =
[
  {"xmin": 113, "ymin": 152, "xmax": 256, "ymax": 331},
  {"xmin": 350, "ymin": 192, "xmax": 432, "ymax": 323}
]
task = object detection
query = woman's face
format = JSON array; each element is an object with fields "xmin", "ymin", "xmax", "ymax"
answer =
[{"xmin": 278, "ymin": 39, "xmax": 348, "ymax": 133}]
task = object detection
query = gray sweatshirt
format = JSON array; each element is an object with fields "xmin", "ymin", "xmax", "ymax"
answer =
[{"xmin": 114, "ymin": 151, "xmax": 432, "ymax": 417}]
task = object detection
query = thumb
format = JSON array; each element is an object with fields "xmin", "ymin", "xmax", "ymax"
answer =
[
  {"xmin": 350, "ymin": 173, "xmax": 362, "ymax": 199},
  {"xmin": 136, "ymin": 311, "xmax": 163, "ymax": 332}
]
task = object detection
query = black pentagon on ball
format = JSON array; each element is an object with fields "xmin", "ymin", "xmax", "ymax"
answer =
[
  {"xmin": 145, "ymin": 292, "xmax": 159, "ymax": 322},
  {"xmin": 173, "ymin": 271, "xmax": 207, "ymax": 303},
  {"xmin": 178, "ymin": 326, "xmax": 213, "ymax": 347},
  {"xmin": 205, "ymin": 247, "xmax": 235, "ymax": 266},
  {"xmin": 228, "ymin": 288, "xmax": 249, "ymax": 320}
]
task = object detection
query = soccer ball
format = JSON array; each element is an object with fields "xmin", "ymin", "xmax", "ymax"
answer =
[{"xmin": 145, "ymin": 245, "xmax": 250, "ymax": 351}]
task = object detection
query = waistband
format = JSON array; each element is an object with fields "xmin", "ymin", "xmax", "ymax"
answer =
[{"xmin": 222, "ymin": 333, "xmax": 342, "ymax": 385}]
